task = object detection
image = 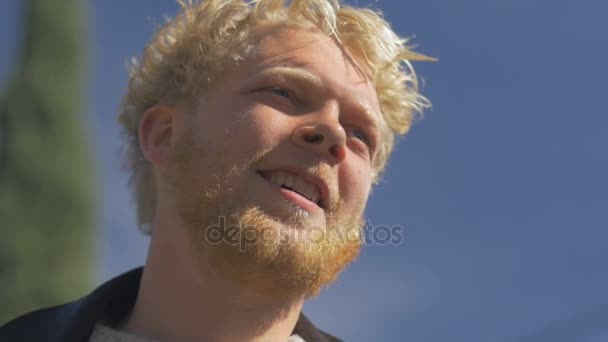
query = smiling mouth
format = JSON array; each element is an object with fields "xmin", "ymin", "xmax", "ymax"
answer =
[{"xmin": 257, "ymin": 170, "xmax": 324, "ymax": 209}]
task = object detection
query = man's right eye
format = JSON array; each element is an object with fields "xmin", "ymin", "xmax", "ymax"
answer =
[{"xmin": 271, "ymin": 87, "xmax": 292, "ymax": 99}]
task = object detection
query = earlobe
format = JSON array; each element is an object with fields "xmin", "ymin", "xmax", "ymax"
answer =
[{"xmin": 138, "ymin": 105, "xmax": 174, "ymax": 167}]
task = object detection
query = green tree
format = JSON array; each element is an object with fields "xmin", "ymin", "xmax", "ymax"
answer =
[{"xmin": 0, "ymin": 0, "xmax": 95, "ymax": 322}]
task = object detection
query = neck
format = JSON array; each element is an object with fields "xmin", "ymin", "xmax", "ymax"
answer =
[{"xmin": 121, "ymin": 217, "xmax": 305, "ymax": 342}]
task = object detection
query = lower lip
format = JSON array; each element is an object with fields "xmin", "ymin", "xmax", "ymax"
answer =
[
  {"xmin": 278, "ymin": 187, "xmax": 321, "ymax": 212},
  {"xmin": 258, "ymin": 173, "xmax": 321, "ymax": 212}
]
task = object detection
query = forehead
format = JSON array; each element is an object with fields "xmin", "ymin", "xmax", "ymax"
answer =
[{"xmin": 243, "ymin": 25, "xmax": 381, "ymax": 114}]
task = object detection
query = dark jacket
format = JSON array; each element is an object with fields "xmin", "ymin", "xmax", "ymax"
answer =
[{"xmin": 0, "ymin": 267, "xmax": 341, "ymax": 342}]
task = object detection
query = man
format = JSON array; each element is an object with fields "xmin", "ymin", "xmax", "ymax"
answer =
[{"xmin": 0, "ymin": 0, "xmax": 432, "ymax": 341}]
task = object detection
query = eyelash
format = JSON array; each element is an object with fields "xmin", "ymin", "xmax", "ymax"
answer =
[
  {"xmin": 271, "ymin": 87, "xmax": 293, "ymax": 100},
  {"xmin": 348, "ymin": 128, "xmax": 375, "ymax": 157},
  {"xmin": 351, "ymin": 130, "xmax": 371, "ymax": 146}
]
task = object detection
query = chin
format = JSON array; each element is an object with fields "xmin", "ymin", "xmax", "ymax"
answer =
[
  {"xmin": 193, "ymin": 205, "xmax": 364, "ymax": 297},
  {"xmin": 266, "ymin": 201, "xmax": 325, "ymax": 230}
]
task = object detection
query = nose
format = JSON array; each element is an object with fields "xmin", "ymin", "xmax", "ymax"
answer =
[{"xmin": 291, "ymin": 112, "xmax": 347, "ymax": 163}]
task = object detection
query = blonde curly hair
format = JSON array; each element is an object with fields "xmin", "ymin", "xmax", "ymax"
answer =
[{"xmin": 118, "ymin": 0, "xmax": 433, "ymax": 233}]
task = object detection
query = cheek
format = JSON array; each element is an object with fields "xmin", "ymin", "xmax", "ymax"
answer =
[
  {"xmin": 339, "ymin": 161, "xmax": 372, "ymax": 206},
  {"xmin": 242, "ymin": 106, "xmax": 294, "ymax": 146},
  {"xmin": 193, "ymin": 105, "xmax": 268, "ymax": 155}
]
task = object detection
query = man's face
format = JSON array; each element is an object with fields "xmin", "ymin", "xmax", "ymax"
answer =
[{"xmin": 163, "ymin": 25, "xmax": 382, "ymax": 296}]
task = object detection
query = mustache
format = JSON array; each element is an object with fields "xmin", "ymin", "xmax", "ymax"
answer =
[
  {"xmin": 218, "ymin": 147, "xmax": 342, "ymax": 212},
  {"xmin": 308, "ymin": 163, "xmax": 340, "ymax": 211}
]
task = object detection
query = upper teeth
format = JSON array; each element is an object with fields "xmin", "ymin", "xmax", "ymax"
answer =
[{"xmin": 264, "ymin": 171, "xmax": 321, "ymax": 205}]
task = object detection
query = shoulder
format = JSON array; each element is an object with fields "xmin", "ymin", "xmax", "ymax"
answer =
[
  {"xmin": 318, "ymin": 330, "xmax": 342, "ymax": 342},
  {"xmin": 315, "ymin": 328, "xmax": 342, "ymax": 342},
  {"xmin": 294, "ymin": 313, "xmax": 343, "ymax": 342},
  {"xmin": 0, "ymin": 299, "xmax": 83, "ymax": 341},
  {"xmin": 0, "ymin": 267, "xmax": 143, "ymax": 342}
]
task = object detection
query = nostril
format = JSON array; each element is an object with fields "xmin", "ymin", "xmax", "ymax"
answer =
[
  {"xmin": 329, "ymin": 145, "xmax": 345, "ymax": 161},
  {"xmin": 304, "ymin": 133, "xmax": 323, "ymax": 144}
]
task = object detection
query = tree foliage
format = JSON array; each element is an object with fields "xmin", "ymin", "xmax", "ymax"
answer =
[{"xmin": 0, "ymin": 0, "xmax": 95, "ymax": 323}]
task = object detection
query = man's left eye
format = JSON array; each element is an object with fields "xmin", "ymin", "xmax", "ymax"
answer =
[
  {"xmin": 350, "ymin": 129, "xmax": 373, "ymax": 150},
  {"xmin": 353, "ymin": 130, "xmax": 370, "ymax": 145}
]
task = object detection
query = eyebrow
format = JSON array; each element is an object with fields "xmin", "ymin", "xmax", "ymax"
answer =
[
  {"xmin": 250, "ymin": 66, "xmax": 380, "ymax": 132},
  {"xmin": 251, "ymin": 66, "xmax": 324, "ymax": 90}
]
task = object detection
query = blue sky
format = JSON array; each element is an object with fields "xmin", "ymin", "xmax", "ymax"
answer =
[{"xmin": 1, "ymin": 0, "xmax": 607, "ymax": 341}]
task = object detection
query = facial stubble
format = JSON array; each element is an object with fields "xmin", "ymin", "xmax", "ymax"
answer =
[{"xmin": 165, "ymin": 133, "xmax": 365, "ymax": 298}]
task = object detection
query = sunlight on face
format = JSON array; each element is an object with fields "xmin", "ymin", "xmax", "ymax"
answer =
[
  {"xmin": 168, "ymin": 135, "xmax": 365, "ymax": 297},
  {"xmin": 164, "ymin": 26, "xmax": 377, "ymax": 297}
]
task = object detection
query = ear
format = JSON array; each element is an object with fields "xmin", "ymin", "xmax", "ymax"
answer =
[{"xmin": 138, "ymin": 104, "xmax": 175, "ymax": 167}]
